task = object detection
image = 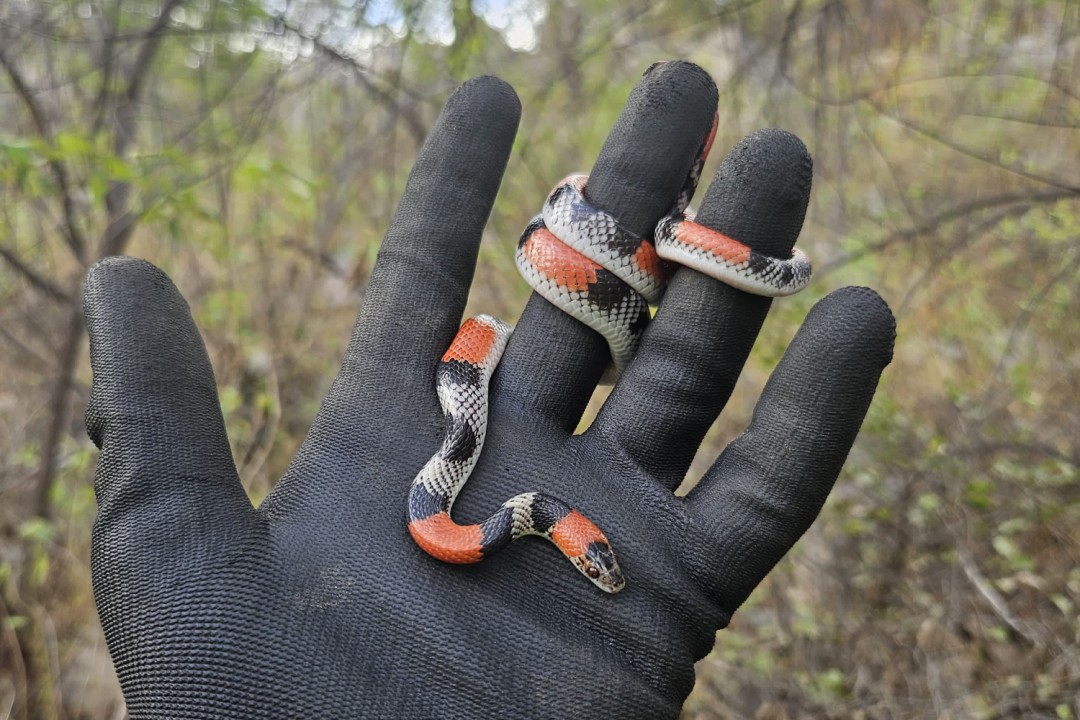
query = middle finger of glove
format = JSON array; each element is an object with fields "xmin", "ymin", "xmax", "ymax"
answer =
[{"xmin": 492, "ymin": 60, "xmax": 719, "ymax": 433}]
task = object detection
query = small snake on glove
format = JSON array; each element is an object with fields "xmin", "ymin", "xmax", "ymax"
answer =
[
  {"xmin": 408, "ymin": 315, "xmax": 625, "ymax": 593},
  {"xmin": 409, "ymin": 108, "xmax": 812, "ymax": 593}
]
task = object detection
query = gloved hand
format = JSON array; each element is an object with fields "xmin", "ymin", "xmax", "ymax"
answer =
[{"xmin": 84, "ymin": 62, "xmax": 895, "ymax": 719}]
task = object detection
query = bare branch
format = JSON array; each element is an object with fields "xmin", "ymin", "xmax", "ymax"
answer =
[
  {"xmin": 102, "ymin": 0, "xmax": 189, "ymax": 258},
  {"xmin": 276, "ymin": 16, "xmax": 428, "ymax": 145},
  {"xmin": 0, "ymin": 47, "xmax": 87, "ymax": 263},
  {"xmin": 0, "ymin": 323, "xmax": 52, "ymax": 372},
  {"xmin": 33, "ymin": 309, "xmax": 82, "ymax": 523},
  {"xmin": 952, "ymin": 441, "xmax": 1079, "ymax": 468},
  {"xmin": 117, "ymin": 0, "xmax": 188, "ymax": 156},
  {"xmin": 957, "ymin": 550, "xmax": 1043, "ymax": 647},
  {"xmin": 0, "ymin": 244, "xmax": 72, "ymax": 304},
  {"xmin": 981, "ymin": 249, "xmax": 1080, "ymax": 406},
  {"xmin": 867, "ymin": 97, "xmax": 1080, "ymax": 194},
  {"xmin": 90, "ymin": 0, "xmax": 122, "ymax": 136},
  {"xmin": 820, "ymin": 190, "xmax": 1078, "ymax": 274}
]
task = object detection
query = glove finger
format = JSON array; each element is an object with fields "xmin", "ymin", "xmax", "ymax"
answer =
[
  {"xmin": 492, "ymin": 60, "xmax": 719, "ymax": 432},
  {"xmin": 684, "ymin": 287, "xmax": 895, "ymax": 615},
  {"xmin": 314, "ymin": 76, "xmax": 520, "ymax": 429},
  {"xmin": 83, "ymin": 257, "xmax": 250, "ymax": 532},
  {"xmin": 589, "ymin": 130, "xmax": 812, "ymax": 490}
]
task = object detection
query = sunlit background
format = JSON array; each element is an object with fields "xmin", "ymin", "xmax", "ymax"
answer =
[{"xmin": 1, "ymin": 1, "xmax": 1077, "ymax": 717}]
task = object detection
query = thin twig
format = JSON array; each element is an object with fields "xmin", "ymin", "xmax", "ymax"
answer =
[
  {"xmin": 0, "ymin": 47, "xmax": 87, "ymax": 263},
  {"xmin": 867, "ymin": 97, "xmax": 1080, "ymax": 194},
  {"xmin": 101, "ymin": 0, "xmax": 189, "ymax": 258},
  {"xmin": 952, "ymin": 441, "xmax": 1079, "ymax": 468},
  {"xmin": 0, "ymin": 245, "xmax": 71, "ymax": 304},
  {"xmin": 981, "ymin": 249, "xmax": 1080, "ymax": 407},
  {"xmin": 0, "ymin": 325, "xmax": 52, "ymax": 372},
  {"xmin": 276, "ymin": 16, "xmax": 428, "ymax": 144},
  {"xmin": 957, "ymin": 549, "xmax": 1042, "ymax": 646},
  {"xmin": 819, "ymin": 189, "xmax": 1077, "ymax": 274},
  {"xmin": 33, "ymin": 309, "xmax": 82, "ymax": 522}
]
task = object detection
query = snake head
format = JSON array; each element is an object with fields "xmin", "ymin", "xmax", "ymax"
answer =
[{"xmin": 576, "ymin": 541, "xmax": 624, "ymax": 594}]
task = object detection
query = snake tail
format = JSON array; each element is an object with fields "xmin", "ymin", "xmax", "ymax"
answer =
[
  {"xmin": 407, "ymin": 315, "xmax": 624, "ymax": 594},
  {"xmin": 654, "ymin": 213, "xmax": 812, "ymax": 297}
]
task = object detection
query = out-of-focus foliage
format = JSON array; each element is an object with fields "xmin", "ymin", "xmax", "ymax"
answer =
[{"xmin": 0, "ymin": 0, "xmax": 1076, "ymax": 718}]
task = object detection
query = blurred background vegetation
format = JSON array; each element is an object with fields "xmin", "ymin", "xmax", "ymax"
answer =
[{"xmin": 0, "ymin": 0, "xmax": 1077, "ymax": 717}]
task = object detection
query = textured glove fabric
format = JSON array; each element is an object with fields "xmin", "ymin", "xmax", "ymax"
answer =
[{"xmin": 85, "ymin": 62, "xmax": 895, "ymax": 719}]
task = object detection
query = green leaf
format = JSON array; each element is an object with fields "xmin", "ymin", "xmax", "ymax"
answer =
[
  {"xmin": 3, "ymin": 615, "xmax": 27, "ymax": 631},
  {"xmin": 19, "ymin": 517, "xmax": 53, "ymax": 544},
  {"xmin": 53, "ymin": 131, "xmax": 94, "ymax": 157}
]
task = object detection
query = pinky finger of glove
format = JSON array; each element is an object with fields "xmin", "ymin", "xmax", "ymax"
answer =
[
  {"xmin": 84, "ymin": 257, "xmax": 250, "ymax": 533},
  {"xmin": 684, "ymin": 286, "xmax": 895, "ymax": 617}
]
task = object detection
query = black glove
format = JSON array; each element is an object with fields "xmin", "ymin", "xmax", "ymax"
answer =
[{"xmin": 84, "ymin": 61, "xmax": 895, "ymax": 719}]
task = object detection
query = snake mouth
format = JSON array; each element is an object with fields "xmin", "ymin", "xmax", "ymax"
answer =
[
  {"xmin": 582, "ymin": 541, "xmax": 624, "ymax": 594},
  {"xmin": 600, "ymin": 567, "xmax": 626, "ymax": 594}
]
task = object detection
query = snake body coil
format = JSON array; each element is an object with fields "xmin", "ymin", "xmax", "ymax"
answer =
[
  {"xmin": 408, "ymin": 315, "xmax": 624, "ymax": 593},
  {"xmin": 408, "ymin": 111, "xmax": 812, "ymax": 592}
]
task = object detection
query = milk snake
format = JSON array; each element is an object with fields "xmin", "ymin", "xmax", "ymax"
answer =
[{"xmin": 408, "ymin": 108, "xmax": 812, "ymax": 593}]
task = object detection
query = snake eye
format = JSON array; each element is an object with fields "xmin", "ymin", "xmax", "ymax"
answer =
[{"xmin": 586, "ymin": 566, "xmax": 600, "ymax": 579}]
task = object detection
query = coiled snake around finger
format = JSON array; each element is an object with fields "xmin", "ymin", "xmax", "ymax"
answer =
[{"xmin": 408, "ymin": 109, "xmax": 812, "ymax": 593}]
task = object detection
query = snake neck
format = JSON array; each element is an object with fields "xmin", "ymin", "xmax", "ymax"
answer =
[
  {"xmin": 483, "ymin": 492, "xmax": 624, "ymax": 593},
  {"xmin": 477, "ymin": 492, "xmax": 565, "ymax": 552}
]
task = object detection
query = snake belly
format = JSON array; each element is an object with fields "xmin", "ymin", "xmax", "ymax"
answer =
[{"xmin": 408, "ymin": 315, "xmax": 625, "ymax": 594}]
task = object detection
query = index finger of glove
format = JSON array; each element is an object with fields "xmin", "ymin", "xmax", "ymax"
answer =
[
  {"xmin": 317, "ymin": 76, "xmax": 521, "ymax": 427},
  {"xmin": 83, "ymin": 257, "xmax": 251, "ymax": 536}
]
